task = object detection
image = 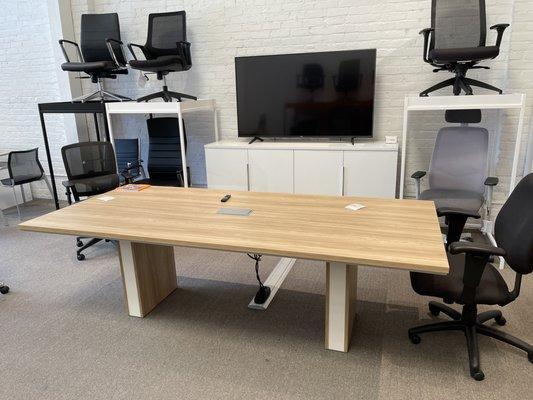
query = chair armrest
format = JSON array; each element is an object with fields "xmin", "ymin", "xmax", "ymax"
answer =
[
  {"xmin": 484, "ymin": 176, "xmax": 499, "ymax": 186},
  {"xmin": 411, "ymin": 170, "xmax": 426, "ymax": 180},
  {"xmin": 61, "ymin": 180, "xmax": 76, "ymax": 188},
  {"xmin": 59, "ymin": 39, "xmax": 83, "ymax": 63},
  {"xmin": 419, "ymin": 28, "xmax": 434, "ymax": 63},
  {"xmin": 490, "ymin": 24, "xmax": 510, "ymax": 47},
  {"xmin": 436, "ymin": 207, "xmax": 481, "ymax": 219},
  {"xmin": 449, "ymin": 242, "xmax": 506, "ymax": 257},
  {"xmin": 176, "ymin": 41, "xmax": 192, "ymax": 66},
  {"xmin": 127, "ymin": 43, "xmax": 147, "ymax": 61},
  {"xmin": 106, "ymin": 38, "xmax": 127, "ymax": 67}
]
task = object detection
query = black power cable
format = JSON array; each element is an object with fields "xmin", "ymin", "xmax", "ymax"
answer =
[{"xmin": 247, "ymin": 253, "xmax": 271, "ymax": 304}]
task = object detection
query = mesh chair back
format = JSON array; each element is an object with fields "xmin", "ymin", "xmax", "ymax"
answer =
[
  {"xmin": 431, "ymin": 0, "xmax": 486, "ymax": 49},
  {"xmin": 145, "ymin": 11, "xmax": 187, "ymax": 58},
  {"xmin": 428, "ymin": 127, "xmax": 488, "ymax": 194},
  {"xmin": 115, "ymin": 139, "xmax": 141, "ymax": 177},
  {"xmin": 146, "ymin": 118, "xmax": 187, "ymax": 184},
  {"xmin": 7, "ymin": 149, "xmax": 44, "ymax": 185},
  {"xmin": 81, "ymin": 13, "xmax": 125, "ymax": 64},
  {"xmin": 61, "ymin": 142, "xmax": 118, "ymax": 197},
  {"xmin": 335, "ymin": 59, "xmax": 360, "ymax": 93},
  {"xmin": 494, "ymin": 173, "xmax": 533, "ymax": 275}
]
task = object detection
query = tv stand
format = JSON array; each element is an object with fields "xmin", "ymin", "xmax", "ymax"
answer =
[{"xmin": 248, "ymin": 136, "xmax": 264, "ymax": 144}]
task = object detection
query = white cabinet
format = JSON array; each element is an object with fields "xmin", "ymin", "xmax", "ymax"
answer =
[
  {"xmin": 343, "ymin": 151, "xmax": 397, "ymax": 198},
  {"xmin": 249, "ymin": 149, "xmax": 293, "ymax": 193},
  {"xmin": 205, "ymin": 140, "xmax": 399, "ymax": 198},
  {"xmin": 205, "ymin": 148, "xmax": 248, "ymax": 190},
  {"xmin": 294, "ymin": 150, "xmax": 343, "ymax": 196}
]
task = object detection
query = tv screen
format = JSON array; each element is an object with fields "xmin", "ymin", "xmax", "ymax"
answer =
[{"xmin": 235, "ymin": 49, "xmax": 376, "ymax": 138}]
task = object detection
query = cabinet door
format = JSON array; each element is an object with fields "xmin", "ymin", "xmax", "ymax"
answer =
[
  {"xmin": 205, "ymin": 148, "xmax": 248, "ymax": 190},
  {"xmin": 294, "ymin": 150, "xmax": 343, "ymax": 196},
  {"xmin": 248, "ymin": 149, "xmax": 293, "ymax": 193},
  {"xmin": 343, "ymin": 151, "xmax": 398, "ymax": 198}
]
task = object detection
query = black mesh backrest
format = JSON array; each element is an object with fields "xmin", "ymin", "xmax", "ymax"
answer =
[
  {"xmin": 144, "ymin": 11, "xmax": 186, "ymax": 59},
  {"xmin": 146, "ymin": 118, "xmax": 187, "ymax": 184},
  {"xmin": 7, "ymin": 148, "xmax": 44, "ymax": 185},
  {"xmin": 115, "ymin": 139, "xmax": 140, "ymax": 173},
  {"xmin": 431, "ymin": 0, "xmax": 486, "ymax": 50},
  {"xmin": 81, "ymin": 13, "xmax": 125, "ymax": 64},
  {"xmin": 335, "ymin": 59, "xmax": 360, "ymax": 93},
  {"xmin": 62, "ymin": 142, "xmax": 118, "ymax": 197},
  {"xmin": 494, "ymin": 174, "xmax": 533, "ymax": 275}
]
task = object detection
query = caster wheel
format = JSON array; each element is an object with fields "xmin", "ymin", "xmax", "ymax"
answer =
[
  {"xmin": 471, "ymin": 370, "xmax": 485, "ymax": 381},
  {"xmin": 77, "ymin": 253, "xmax": 86, "ymax": 261},
  {"xmin": 77, "ymin": 240, "xmax": 84, "ymax": 248},
  {"xmin": 429, "ymin": 304, "xmax": 440, "ymax": 317},
  {"xmin": 495, "ymin": 316, "xmax": 506, "ymax": 326},
  {"xmin": 0, "ymin": 286, "xmax": 9, "ymax": 294},
  {"xmin": 409, "ymin": 333, "xmax": 421, "ymax": 344}
]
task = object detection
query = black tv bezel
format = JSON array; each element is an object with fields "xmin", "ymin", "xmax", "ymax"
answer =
[{"xmin": 235, "ymin": 48, "xmax": 377, "ymax": 139}]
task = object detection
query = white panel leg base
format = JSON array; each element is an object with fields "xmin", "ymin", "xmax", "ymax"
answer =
[
  {"xmin": 248, "ymin": 257, "xmax": 296, "ymax": 310},
  {"xmin": 325, "ymin": 262, "xmax": 358, "ymax": 352}
]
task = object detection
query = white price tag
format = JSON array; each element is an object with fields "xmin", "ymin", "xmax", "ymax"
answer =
[{"xmin": 345, "ymin": 203, "xmax": 365, "ymax": 211}]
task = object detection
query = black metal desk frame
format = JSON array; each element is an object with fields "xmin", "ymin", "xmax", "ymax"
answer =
[{"xmin": 38, "ymin": 101, "xmax": 111, "ymax": 210}]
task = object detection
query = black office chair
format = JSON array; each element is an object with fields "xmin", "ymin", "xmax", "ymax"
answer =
[
  {"xmin": 61, "ymin": 142, "xmax": 120, "ymax": 260},
  {"xmin": 419, "ymin": 0, "xmax": 509, "ymax": 96},
  {"xmin": 114, "ymin": 139, "xmax": 146, "ymax": 184},
  {"xmin": 0, "ymin": 149, "xmax": 54, "ymax": 221},
  {"xmin": 411, "ymin": 109, "xmax": 498, "ymax": 249},
  {"xmin": 333, "ymin": 59, "xmax": 360, "ymax": 95},
  {"xmin": 297, "ymin": 64, "xmax": 325, "ymax": 93},
  {"xmin": 128, "ymin": 11, "xmax": 197, "ymax": 103},
  {"xmin": 137, "ymin": 118, "xmax": 189, "ymax": 186},
  {"xmin": 408, "ymin": 173, "xmax": 533, "ymax": 381},
  {"xmin": 60, "ymin": 13, "xmax": 130, "ymax": 102}
]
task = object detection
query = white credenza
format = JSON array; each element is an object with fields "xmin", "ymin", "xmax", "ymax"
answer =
[{"xmin": 205, "ymin": 140, "xmax": 399, "ymax": 198}]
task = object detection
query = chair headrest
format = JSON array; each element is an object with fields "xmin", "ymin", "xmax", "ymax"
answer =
[{"xmin": 445, "ymin": 109, "xmax": 482, "ymax": 124}]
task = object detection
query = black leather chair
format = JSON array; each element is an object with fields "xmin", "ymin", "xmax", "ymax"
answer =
[
  {"xmin": 60, "ymin": 13, "xmax": 130, "ymax": 102},
  {"xmin": 114, "ymin": 139, "xmax": 145, "ymax": 184},
  {"xmin": 128, "ymin": 11, "xmax": 197, "ymax": 102},
  {"xmin": 419, "ymin": 0, "xmax": 509, "ymax": 96},
  {"xmin": 408, "ymin": 173, "xmax": 533, "ymax": 381},
  {"xmin": 136, "ymin": 118, "xmax": 189, "ymax": 186},
  {"xmin": 61, "ymin": 142, "xmax": 120, "ymax": 260}
]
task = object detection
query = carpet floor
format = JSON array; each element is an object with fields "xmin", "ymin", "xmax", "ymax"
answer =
[{"xmin": 0, "ymin": 200, "xmax": 532, "ymax": 399}]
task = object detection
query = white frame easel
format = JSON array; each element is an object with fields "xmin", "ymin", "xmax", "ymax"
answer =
[{"xmin": 105, "ymin": 99, "xmax": 218, "ymax": 187}]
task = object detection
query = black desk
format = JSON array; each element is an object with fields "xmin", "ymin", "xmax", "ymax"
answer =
[{"xmin": 38, "ymin": 101, "xmax": 112, "ymax": 209}]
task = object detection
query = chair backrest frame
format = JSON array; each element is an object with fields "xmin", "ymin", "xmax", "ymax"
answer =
[
  {"xmin": 80, "ymin": 13, "xmax": 125, "ymax": 65},
  {"xmin": 7, "ymin": 148, "xmax": 44, "ymax": 185},
  {"xmin": 143, "ymin": 11, "xmax": 187, "ymax": 59}
]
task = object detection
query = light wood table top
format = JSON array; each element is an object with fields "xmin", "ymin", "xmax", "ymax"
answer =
[{"xmin": 19, "ymin": 187, "xmax": 448, "ymax": 274}]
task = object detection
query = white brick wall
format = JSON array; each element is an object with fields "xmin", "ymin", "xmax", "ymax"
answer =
[
  {"xmin": 0, "ymin": 0, "xmax": 68, "ymax": 199},
  {"xmin": 3, "ymin": 1, "xmax": 533, "ymax": 210}
]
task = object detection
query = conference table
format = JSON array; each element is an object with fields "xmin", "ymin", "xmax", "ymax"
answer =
[{"xmin": 19, "ymin": 186, "xmax": 448, "ymax": 352}]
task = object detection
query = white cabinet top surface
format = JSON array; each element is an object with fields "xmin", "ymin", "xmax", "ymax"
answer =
[{"xmin": 205, "ymin": 139, "xmax": 398, "ymax": 151}]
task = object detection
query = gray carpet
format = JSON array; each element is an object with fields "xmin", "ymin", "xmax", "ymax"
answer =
[{"xmin": 0, "ymin": 200, "xmax": 532, "ymax": 399}]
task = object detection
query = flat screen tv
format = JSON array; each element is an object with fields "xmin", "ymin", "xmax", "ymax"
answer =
[{"xmin": 235, "ymin": 49, "xmax": 376, "ymax": 139}]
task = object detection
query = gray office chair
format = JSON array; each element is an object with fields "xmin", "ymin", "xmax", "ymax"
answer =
[
  {"xmin": 411, "ymin": 110, "xmax": 498, "ymax": 249},
  {"xmin": 408, "ymin": 173, "xmax": 533, "ymax": 380},
  {"xmin": 0, "ymin": 149, "xmax": 54, "ymax": 221},
  {"xmin": 61, "ymin": 142, "xmax": 120, "ymax": 260}
]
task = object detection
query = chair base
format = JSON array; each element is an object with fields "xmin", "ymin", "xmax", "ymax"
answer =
[
  {"xmin": 72, "ymin": 89, "xmax": 131, "ymax": 103},
  {"xmin": 409, "ymin": 301, "xmax": 532, "ymax": 380},
  {"xmin": 76, "ymin": 237, "xmax": 102, "ymax": 261},
  {"xmin": 420, "ymin": 64, "xmax": 503, "ymax": 97},
  {"xmin": 136, "ymin": 85, "xmax": 197, "ymax": 103}
]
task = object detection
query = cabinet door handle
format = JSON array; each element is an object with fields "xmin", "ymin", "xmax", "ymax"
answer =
[
  {"xmin": 246, "ymin": 163, "xmax": 250, "ymax": 191},
  {"xmin": 341, "ymin": 166, "xmax": 345, "ymax": 196}
]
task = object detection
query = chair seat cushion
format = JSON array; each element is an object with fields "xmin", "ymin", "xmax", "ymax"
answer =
[
  {"xmin": 419, "ymin": 189, "xmax": 483, "ymax": 213},
  {"xmin": 429, "ymin": 46, "xmax": 499, "ymax": 63},
  {"xmin": 61, "ymin": 61, "xmax": 117, "ymax": 72},
  {"xmin": 129, "ymin": 56, "xmax": 185, "ymax": 72},
  {"xmin": 410, "ymin": 253, "xmax": 509, "ymax": 305}
]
